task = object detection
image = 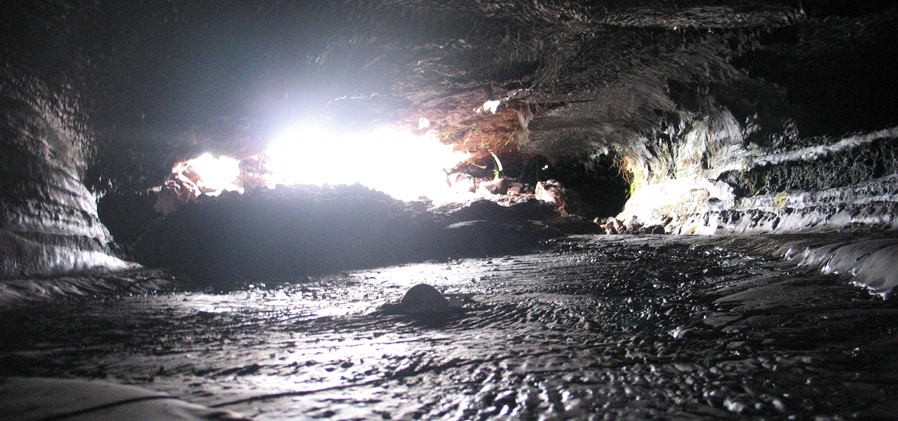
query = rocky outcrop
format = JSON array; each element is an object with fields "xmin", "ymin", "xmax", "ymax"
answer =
[
  {"xmin": 617, "ymin": 115, "xmax": 898, "ymax": 234},
  {"xmin": 4, "ymin": 1, "xmax": 898, "ymax": 280},
  {"xmin": 0, "ymin": 65, "xmax": 129, "ymax": 277},
  {"xmin": 123, "ymin": 185, "xmax": 598, "ymax": 282}
]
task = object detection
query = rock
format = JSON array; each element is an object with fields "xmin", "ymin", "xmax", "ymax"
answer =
[
  {"xmin": 440, "ymin": 219, "xmax": 545, "ymax": 257},
  {"xmin": 535, "ymin": 179, "xmax": 595, "ymax": 217},
  {"xmin": 535, "ymin": 180, "xmax": 564, "ymax": 205},
  {"xmin": 624, "ymin": 215, "xmax": 643, "ymax": 232},
  {"xmin": 447, "ymin": 172, "xmax": 476, "ymax": 193},
  {"xmin": 544, "ymin": 215, "xmax": 602, "ymax": 235},
  {"xmin": 640, "ymin": 224, "xmax": 667, "ymax": 234},
  {"xmin": 599, "ymin": 216, "xmax": 667, "ymax": 235},
  {"xmin": 505, "ymin": 181, "xmax": 527, "ymax": 196},
  {"xmin": 601, "ymin": 217, "xmax": 626, "ymax": 234},
  {"xmin": 152, "ymin": 187, "xmax": 181, "ymax": 215},
  {"xmin": 478, "ymin": 177, "xmax": 510, "ymax": 195},
  {"xmin": 381, "ymin": 284, "xmax": 455, "ymax": 325},
  {"xmin": 136, "ymin": 184, "xmax": 443, "ymax": 281},
  {"xmin": 445, "ymin": 198, "xmax": 557, "ymax": 225},
  {"xmin": 507, "ymin": 198, "xmax": 557, "ymax": 221},
  {"xmin": 445, "ymin": 199, "xmax": 508, "ymax": 223},
  {"xmin": 400, "ymin": 284, "xmax": 450, "ymax": 316}
]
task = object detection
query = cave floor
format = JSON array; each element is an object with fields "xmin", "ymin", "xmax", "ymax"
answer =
[{"xmin": 2, "ymin": 234, "xmax": 898, "ymax": 419}]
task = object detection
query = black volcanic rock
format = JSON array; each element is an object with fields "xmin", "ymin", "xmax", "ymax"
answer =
[
  {"xmin": 5, "ymin": 1, "xmax": 898, "ymax": 276},
  {"xmin": 130, "ymin": 185, "xmax": 601, "ymax": 281}
]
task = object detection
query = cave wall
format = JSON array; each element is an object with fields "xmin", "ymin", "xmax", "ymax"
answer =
[
  {"xmin": 502, "ymin": 2, "xmax": 898, "ymax": 234},
  {"xmin": 0, "ymin": 66, "xmax": 128, "ymax": 278},
  {"xmin": 607, "ymin": 5, "xmax": 898, "ymax": 234},
  {"xmin": 3, "ymin": 1, "xmax": 898, "ymax": 280},
  {"xmin": 328, "ymin": 0, "xmax": 896, "ymax": 235},
  {"xmin": 616, "ymin": 113, "xmax": 898, "ymax": 234},
  {"xmin": 0, "ymin": 3, "xmax": 129, "ymax": 278}
]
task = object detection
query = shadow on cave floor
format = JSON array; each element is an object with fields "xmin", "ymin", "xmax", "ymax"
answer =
[
  {"xmin": 101, "ymin": 184, "xmax": 603, "ymax": 285},
  {"xmin": 2, "ymin": 233, "xmax": 898, "ymax": 419}
]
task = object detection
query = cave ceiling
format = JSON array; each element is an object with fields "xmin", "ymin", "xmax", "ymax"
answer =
[{"xmin": 7, "ymin": 0, "xmax": 897, "ymax": 191}]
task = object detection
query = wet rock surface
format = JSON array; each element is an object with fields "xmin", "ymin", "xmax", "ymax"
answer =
[
  {"xmin": 0, "ymin": 377, "xmax": 250, "ymax": 420},
  {"xmin": 379, "ymin": 283, "xmax": 460, "ymax": 326},
  {"xmin": 3, "ymin": 4, "xmax": 898, "ymax": 419},
  {"xmin": 6, "ymin": 1, "xmax": 898, "ymax": 279},
  {"xmin": 118, "ymin": 184, "xmax": 599, "ymax": 282},
  {"xmin": 0, "ymin": 63, "xmax": 127, "ymax": 278},
  {"xmin": 2, "ymin": 233, "xmax": 897, "ymax": 419},
  {"xmin": 0, "ymin": 269, "xmax": 173, "ymax": 311}
]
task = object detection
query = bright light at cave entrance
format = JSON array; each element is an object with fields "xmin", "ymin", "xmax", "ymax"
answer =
[
  {"xmin": 180, "ymin": 153, "xmax": 242, "ymax": 195},
  {"xmin": 263, "ymin": 124, "xmax": 469, "ymax": 201}
]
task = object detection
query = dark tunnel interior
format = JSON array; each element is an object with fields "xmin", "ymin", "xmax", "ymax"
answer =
[{"xmin": 2, "ymin": 1, "xmax": 898, "ymax": 419}]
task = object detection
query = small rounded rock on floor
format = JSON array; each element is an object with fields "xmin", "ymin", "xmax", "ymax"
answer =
[{"xmin": 400, "ymin": 283, "xmax": 449, "ymax": 316}]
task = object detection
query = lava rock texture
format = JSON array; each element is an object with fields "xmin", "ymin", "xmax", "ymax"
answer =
[
  {"xmin": 3, "ymin": 1, "xmax": 898, "ymax": 277},
  {"xmin": 126, "ymin": 184, "xmax": 595, "ymax": 281}
]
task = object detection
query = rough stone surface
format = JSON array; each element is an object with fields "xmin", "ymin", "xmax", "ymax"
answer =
[
  {"xmin": 126, "ymin": 185, "xmax": 596, "ymax": 281},
  {"xmin": 0, "ymin": 377, "xmax": 249, "ymax": 420},
  {"xmin": 0, "ymin": 62, "xmax": 127, "ymax": 278},
  {"xmin": 4, "ymin": 1, "xmax": 898, "ymax": 277},
  {"xmin": 3, "ymin": 234, "xmax": 898, "ymax": 419},
  {"xmin": 3, "ymin": 4, "xmax": 898, "ymax": 419}
]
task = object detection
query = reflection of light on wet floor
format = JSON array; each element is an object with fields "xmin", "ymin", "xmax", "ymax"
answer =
[
  {"xmin": 4, "ymin": 234, "xmax": 898, "ymax": 419},
  {"xmin": 356, "ymin": 262, "xmax": 462, "ymax": 287},
  {"xmin": 234, "ymin": 335, "xmax": 415, "ymax": 395}
]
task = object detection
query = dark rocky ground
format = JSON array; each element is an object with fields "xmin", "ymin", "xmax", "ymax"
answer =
[
  {"xmin": 100, "ymin": 184, "xmax": 601, "ymax": 283},
  {"xmin": 2, "ymin": 233, "xmax": 897, "ymax": 419},
  {"xmin": 3, "ymin": 2, "xmax": 898, "ymax": 418}
]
